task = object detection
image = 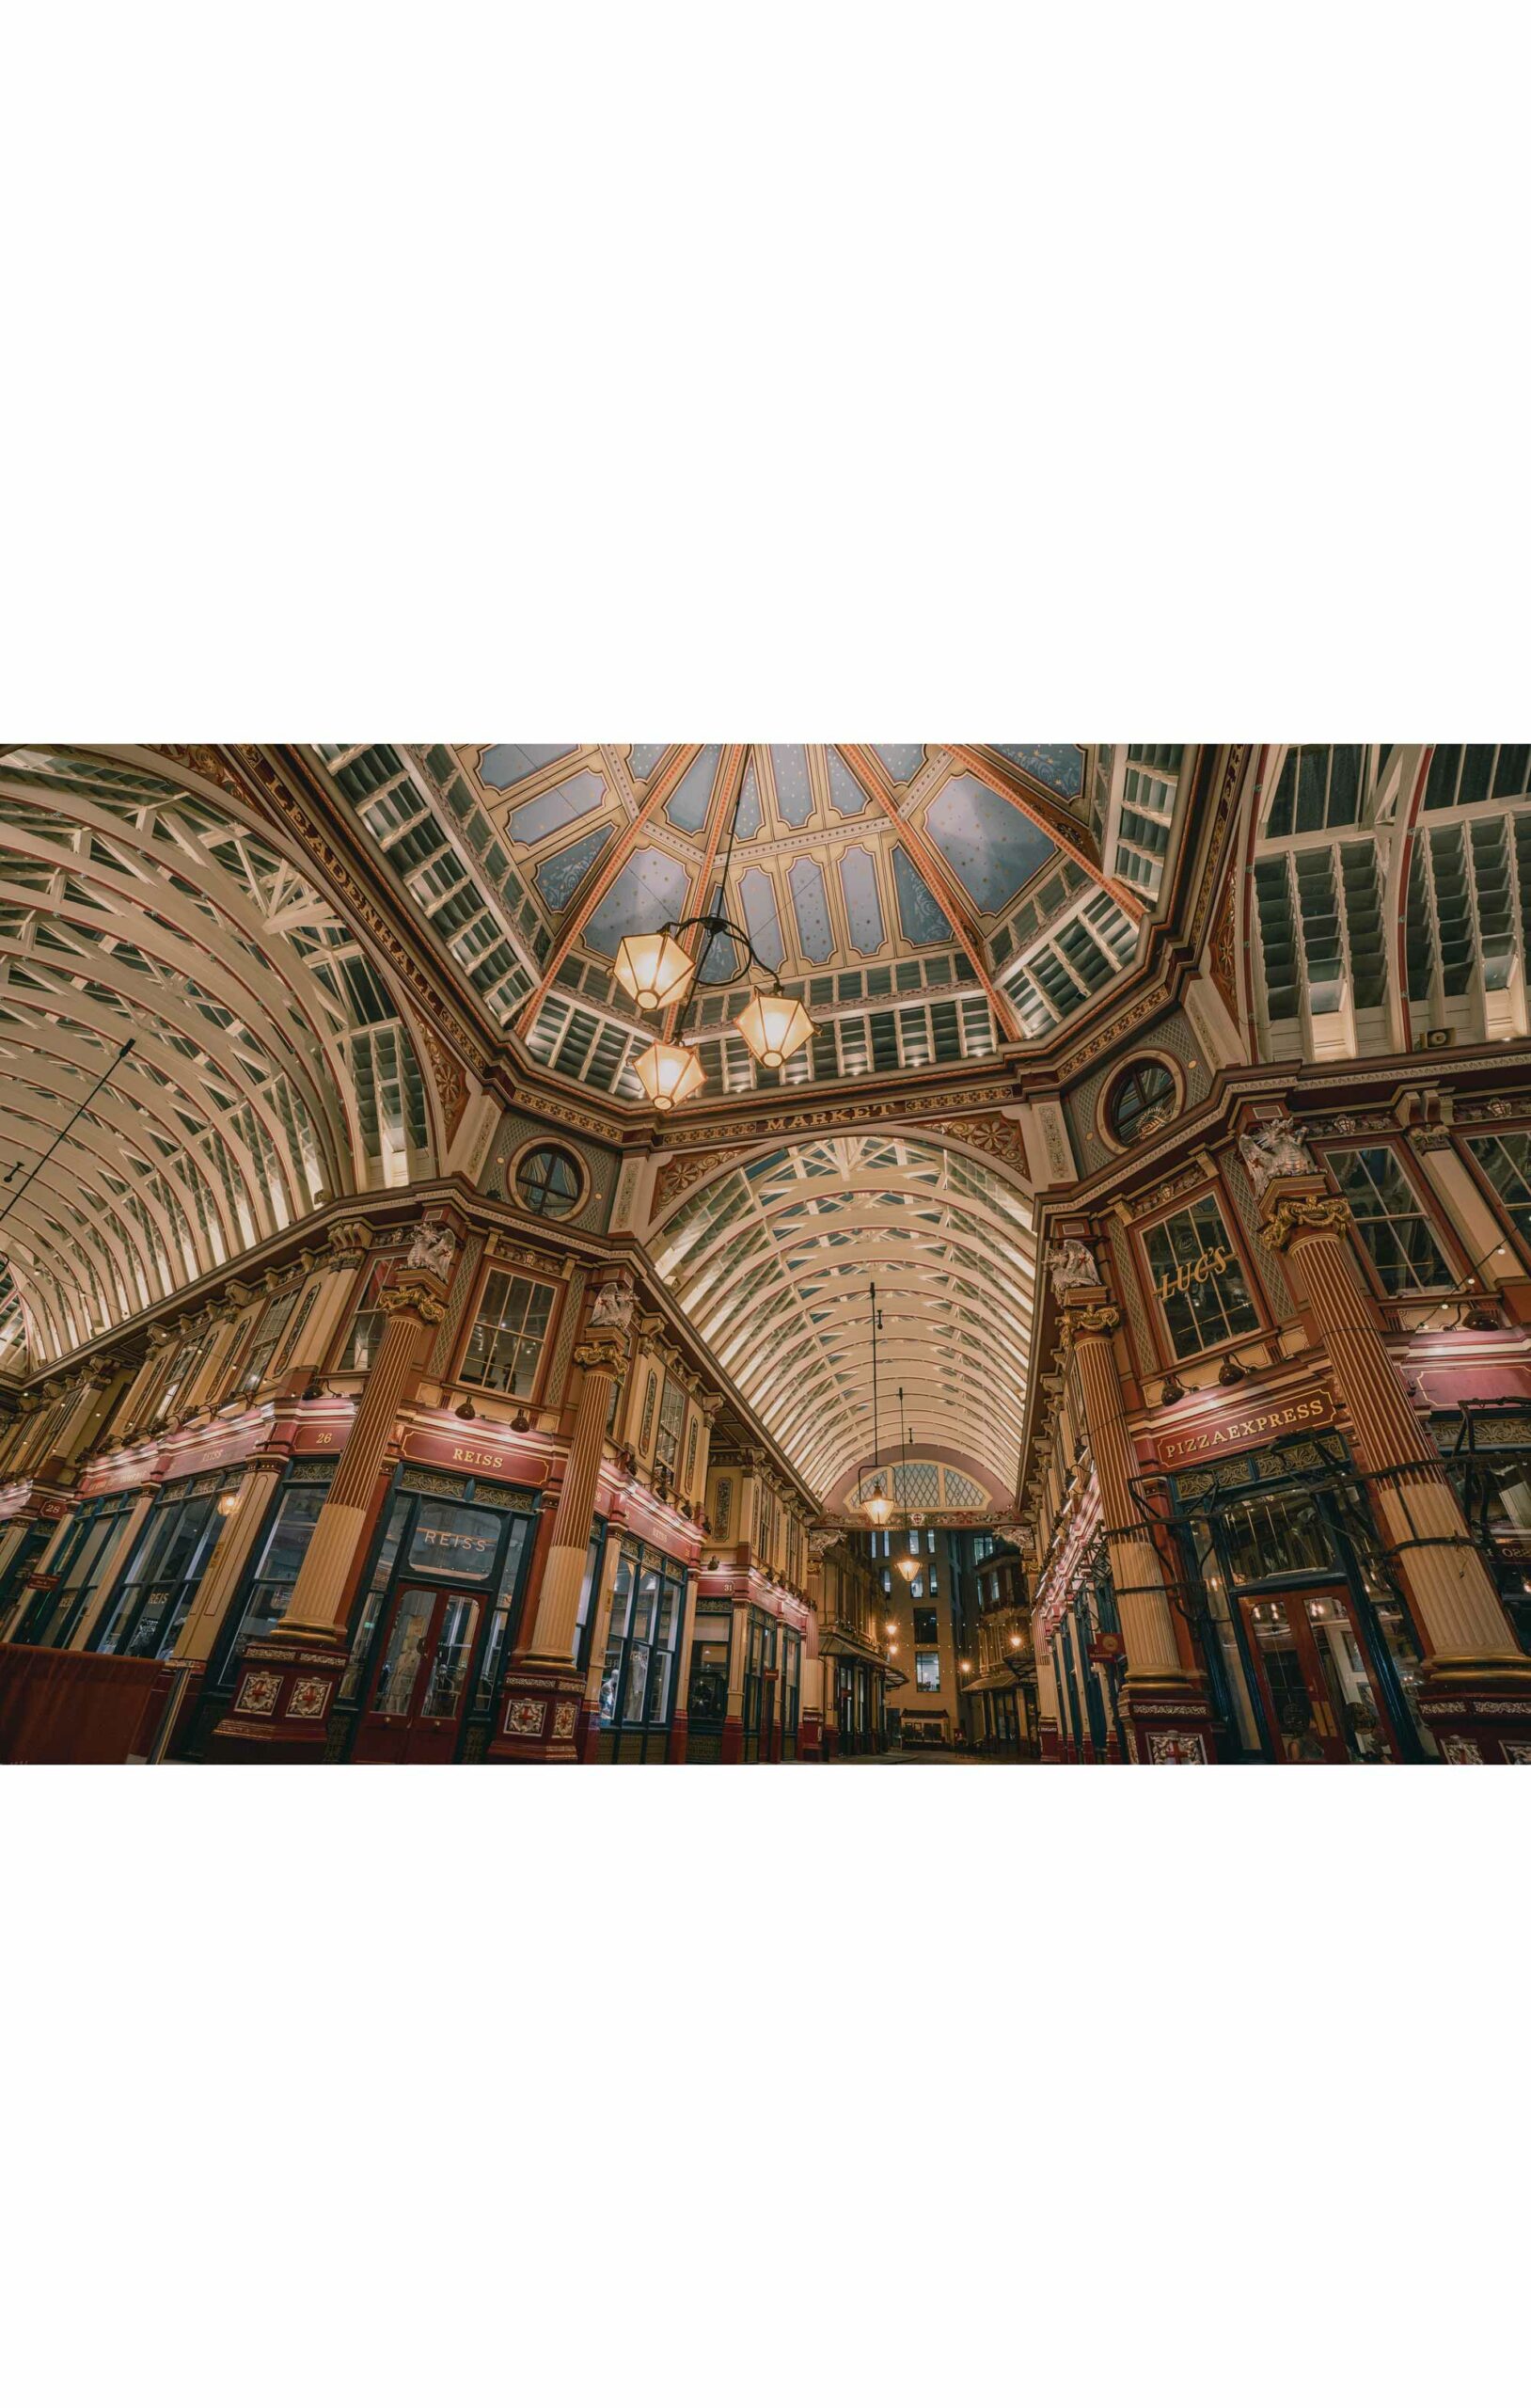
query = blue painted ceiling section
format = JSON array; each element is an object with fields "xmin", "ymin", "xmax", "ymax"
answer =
[
  {"xmin": 892, "ymin": 847, "xmax": 953, "ymax": 945},
  {"xmin": 923, "ymin": 773, "xmax": 1057, "ymax": 913},
  {"xmin": 535, "ymin": 825, "xmax": 611, "ymax": 909},
  {"xmin": 987, "ymin": 744, "xmax": 1084, "ymax": 800},
  {"xmin": 507, "ymin": 768, "xmax": 607, "ymax": 846},
  {"xmin": 581, "ymin": 847, "xmax": 690, "ymax": 956},
  {"xmin": 481, "ymin": 743, "xmax": 576, "ymax": 788}
]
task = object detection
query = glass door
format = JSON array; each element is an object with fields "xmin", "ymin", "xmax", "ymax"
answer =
[
  {"xmin": 1238, "ymin": 1585, "xmax": 1398, "ymax": 1762},
  {"xmin": 354, "ymin": 1586, "xmax": 484, "ymax": 1763}
]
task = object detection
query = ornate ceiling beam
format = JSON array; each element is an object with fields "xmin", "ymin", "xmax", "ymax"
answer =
[
  {"xmin": 513, "ymin": 744, "xmax": 704, "ymax": 1036},
  {"xmin": 838, "ymin": 745, "xmax": 1026, "ymax": 1043},
  {"xmin": 662, "ymin": 743, "xmax": 748, "ymax": 1040},
  {"xmin": 942, "ymin": 744, "xmax": 1146, "ymax": 925}
]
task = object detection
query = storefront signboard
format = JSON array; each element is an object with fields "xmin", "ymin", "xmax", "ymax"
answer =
[
  {"xmin": 1153, "ymin": 1382, "xmax": 1335, "ymax": 1470},
  {"xmin": 401, "ymin": 1422, "xmax": 549, "ymax": 1488}
]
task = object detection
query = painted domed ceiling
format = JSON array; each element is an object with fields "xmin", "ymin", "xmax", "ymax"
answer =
[{"xmin": 318, "ymin": 743, "xmax": 1191, "ymax": 1109}]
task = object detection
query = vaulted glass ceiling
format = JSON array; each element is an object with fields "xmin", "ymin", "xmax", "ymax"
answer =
[
  {"xmin": 651, "ymin": 1133, "xmax": 1036, "ymax": 1500},
  {"xmin": 320, "ymin": 743, "xmax": 1192, "ymax": 1107},
  {"xmin": 0, "ymin": 747, "xmax": 434, "ymax": 1371},
  {"xmin": 1250, "ymin": 743, "xmax": 1531, "ymax": 1060}
]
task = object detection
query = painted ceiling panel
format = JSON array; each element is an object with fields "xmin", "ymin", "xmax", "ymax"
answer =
[
  {"xmin": 874, "ymin": 744, "xmax": 925, "ymax": 784},
  {"xmin": 769, "ymin": 745, "xmax": 813, "ymax": 828},
  {"xmin": 535, "ymin": 825, "xmax": 611, "ymax": 908},
  {"xmin": 628, "ymin": 744, "xmax": 671, "ymax": 780},
  {"xmin": 923, "ymin": 773, "xmax": 1057, "ymax": 913},
  {"xmin": 581, "ymin": 846, "xmax": 690, "ymax": 955},
  {"xmin": 838, "ymin": 846, "xmax": 885, "ymax": 953},
  {"xmin": 827, "ymin": 748, "xmax": 869, "ymax": 818},
  {"xmin": 987, "ymin": 744, "xmax": 1085, "ymax": 800},
  {"xmin": 480, "ymin": 743, "xmax": 577, "ymax": 788},
  {"xmin": 665, "ymin": 744, "xmax": 722, "ymax": 833},
  {"xmin": 892, "ymin": 847, "xmax": 953, "ymax": 946},
  {"xmin": 508, "ymin": 768, "xmax": 607, "ymax": 846},
  {"xmin": 788, "ymin": 856, "xmax": 834, "ymax": 961}
]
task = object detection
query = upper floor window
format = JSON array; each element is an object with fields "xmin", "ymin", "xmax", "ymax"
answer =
[
  {"xmin": 513, "ymin": 1145, "xmax": 584, "ymax": 1220},
  {"xmin": 238, "ymin": 1288, "xmax": 303, "ymax": 1395},
  {"xmin": 654, "ymin": 1376, "xmax": 687, "ymax": 1481},
  {"xmin": 1108, "ymin": 1059, "xmax": 1176, "ymax": 1145},
  {"xmin": 336, "ymin": 1255, "xmax": 402, "ymax": 1373},
  {"xmin": 1325, "ymin": 1148, "xmax": 1452, "ymax": 1294},
  {"xmin": 459, "ymin": 1272, "xmax": 555, "ymax": 1397},
  {"xmin": 1143, "ymin": 1196, "xmax": 1261, "ymax": 1361},
  {"xmin": 914, "ymin": 1651, "xmax": 941, "ymax": 1691},
  {"xmin": 1465, "ymin": 1131, "xmax": 1531, "ymax": 1248}
]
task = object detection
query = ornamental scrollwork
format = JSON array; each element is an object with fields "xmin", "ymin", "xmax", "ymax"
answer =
[
  {"xmin": 1259, "ymin": 1194, "xmax": 1351, "ymax": 1252},
  {"xmin": 1059, "ymin": 1301, "xmax": 1122, "ymax": 1345}
]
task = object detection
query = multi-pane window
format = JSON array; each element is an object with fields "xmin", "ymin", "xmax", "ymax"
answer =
[
  {"xmin": 914, "ymin": 1650, "xmax": 941, "ymax": 1690},
  {"xmin": 1466, "ymin": 1131, "xmax": 1531, "ymax": 1247},
  {"xmin": 1109, "ymin": 1059, "xmax": 1176, "ymax": 1145},
  {"xmin": 1143, "ymin": 1196, "xmax": 1261, "ymax": 1360},
  {"xmin": 335, "ymin": 1255, "xmax": 402, "ymax": 1372},
  {"xmin": 599, "ymin": 1539, "xmax": 686, "ymax": 1733},
  {"xmin": 913, "ymin": 1608, "xmax": 939, "ymax": 1645},
  {"xmin": 212, "ymin": 1463, "xmax": 335, "ymax": 1678},
  {"xmin": 14, "ymin": 1494, "xmax": 134, "ymax": 1649},
  {"xmin": 87, "ymin": 1476, "xmax": 229, "ymax": 1658},
  {"xmin": 459, "ymin": 1272, "xmax": 555, "ymax": 1397},
  {"xmin": 237, "ymin": 1288, "xmax": 303, "ymax": 1395},
  {"xmin": 513, "ymin": 1146, "xmax": 582, "ymax": 1219},
  {"xmin": 654, "ymin": 1376, "xmax": 687, "ymax": 1482},
  {"xmin": 1326, "ymin": 1148, "xmax": 1451, "ymax": 1294}
]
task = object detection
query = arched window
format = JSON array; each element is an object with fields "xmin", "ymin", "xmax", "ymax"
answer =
[
  {"xmin": 513, "ymin": 1146, "xmax": 583, "ymax": 1220},
  {"xmin": 1107, "ymin": 1059, "xmax": 1176, "ymax": 1145}
]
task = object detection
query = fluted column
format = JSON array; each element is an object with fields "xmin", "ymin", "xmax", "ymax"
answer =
[
  {"xmin": 273, "ymin": 1275, "xmax": 445, "ymax": 1643},
  {"xmin": 1057, "ymin": 1276, "xmax": 1210, "ymax": 1761},
  {"xmin": 1032, "ymin": 1602, "xmax": 1062, "ymax": 1762},
  {"xmin": 1260, "ymin": 1177, "xmax": 1531, "ymax": 1758},
  {"xmin": 521, "ymin": 1327, "xmax": 626, "ymax": 1662}
]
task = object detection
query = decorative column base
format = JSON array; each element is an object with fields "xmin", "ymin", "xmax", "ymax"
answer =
[
  {"xmin": 1038, "ymin": 1719, "xmax": 1063, "ymax": 1764},
  {"xmin": 666, "ymin": 1709, "xmax": 690, "ymax": 1765},
  {"xmin": 1119, "ymin": 1674, "xmax": 1216, "ymax": 1765},
  {"xmin": 1416, "ymin": 1659, "xmax": 1531, "ymax": 1764},
  {"xmin": 207, "ymin": 1628, "xmax": 348, "ymax": 1761},
  {"xmin": 719, "ymin": 1714, "xmax": 744, "ymax": 1765},
  {"xmin": 800, "ymin": 1709, "xmax": 823, "ymax": 1762},
  {"xmin": 489, "ymin": 1658, "xmax": 586, "ymax": 1762}
]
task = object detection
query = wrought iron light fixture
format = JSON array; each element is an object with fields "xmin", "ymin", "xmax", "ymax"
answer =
[
  {"xmin": 894, "ymin": 1390, "xmax": 921, "ymax": 1581},
  {"xmin": 620, "ymin": 764, "xmax": 815, "ymax": 1107},
  {"xmin": 860, "ymin": 1282, "xmax": 892, "ymax": 1526}
]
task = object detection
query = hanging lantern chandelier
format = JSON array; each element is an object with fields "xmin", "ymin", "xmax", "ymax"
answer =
[
  {"xmin": 618, "ymin": 756, "xmax": 816, "ymax": 1108},
  {"xmin": 894, "ymin": 1391, "xmax": 921, "ymax": 1580},
  {"xmin": 859, "ymin": 1282, "xmax": 892, "ymax": 1527}
]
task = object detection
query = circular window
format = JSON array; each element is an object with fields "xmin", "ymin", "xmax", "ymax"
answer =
[
  {"xmin": 513, "ymin": 1145, "xmax": 584, "ymax": 1219},
  {"xmin": 1107, "ymin": 1059, "xmax": 1177, "ymax": 1146}
]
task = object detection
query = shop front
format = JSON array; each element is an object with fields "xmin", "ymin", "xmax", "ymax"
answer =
[
  {"xmin": 595, "ymin": 1532, "xmax": 688, "ymax": 1763},
  {"xmin": 1151, "ymin": 1433, "xmax": 1437, "ymax": 1764},
  {"xmin": 333, "ymin": 1466, "xmax": 542, "ymax": 1763}
]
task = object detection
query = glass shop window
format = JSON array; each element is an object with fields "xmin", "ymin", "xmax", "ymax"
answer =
[
  {"xmin": 654, "ymin": 1376, "xmax": 687, "ymax": 1482},
  {"xmin": 1218, "ymin": 1492, "xmax": 1334, "ymax": 1585},
  {"xmin": 687, "ymin": 1628, "xmax": 732, "ymax": 1724},
  {"xmin": 237, "ymin": 1289, "xmax": 304, "ymax": 1395},
  {"xmin": 600, "ymin": 1540, "xmax": 685, "ymax": 1731},
  {"xmin": 340, "ymin": 1493, "xmax": 413, "ymax": 1701},
  {"xmin": 913, "ymin": 1608, "xmax": 939, "ymax": 1645},
  {"xmin": 88, "ymin": 1479, "xmax": 227, "ymax": 1659},
  {"xmin": 459, "ymin": 1272, "xmax": 555, "ymax": 1397},
  {"xmin": 214, "ymin": 1466, "xmax": 335, "ymax": 1674},
  {"xmin": 1143, "ymin": 1196, "xmax": 1261, "ymax": 1361},
  {"xmin": 407, "ymin": 1502, "xmax": 501, "ymax": 1581},
  {"xmin": 1326, "ymin": 1148, "xmax": 1452, "ymax": 1295},
  {"xmin": 1465, "ymin": 1132, "xmax": 1531, "ymax": 1249},
  {"xmin": 914, "ymin": 1650, "xmax": 941, "ymax": 1690},
  {"xmin": 16, "ymin": 1495, "xmax": 134, "ymax": 1649},
  {"xmin": 472, "ymin": 1515, "xmax": 534, "ymax": 1714},
  {"xmin": 336, "ymin": 1255, "xmax": 403, "ymax": 1372}
]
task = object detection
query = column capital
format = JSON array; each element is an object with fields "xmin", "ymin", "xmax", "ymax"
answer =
[
  {"xmin": 573, "ymin": 1329, "xmax": 628, "ymax": 1377},
  {"xmin": 1258, "ymin": 1178, "xmax": 1350, "ymax": 1253},
  {"xmin": 1059, "ymin": 1296, "xmax": 1121, "ymax": 1347},
  {"xmin": 379, "ymin": 1277, "xmax": 448, "ymax": 1325}
]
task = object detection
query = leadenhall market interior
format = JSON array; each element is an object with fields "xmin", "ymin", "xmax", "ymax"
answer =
[{"xmin": 3, "ymin": 741, "xmax": 1531, "ymax": 1765}]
